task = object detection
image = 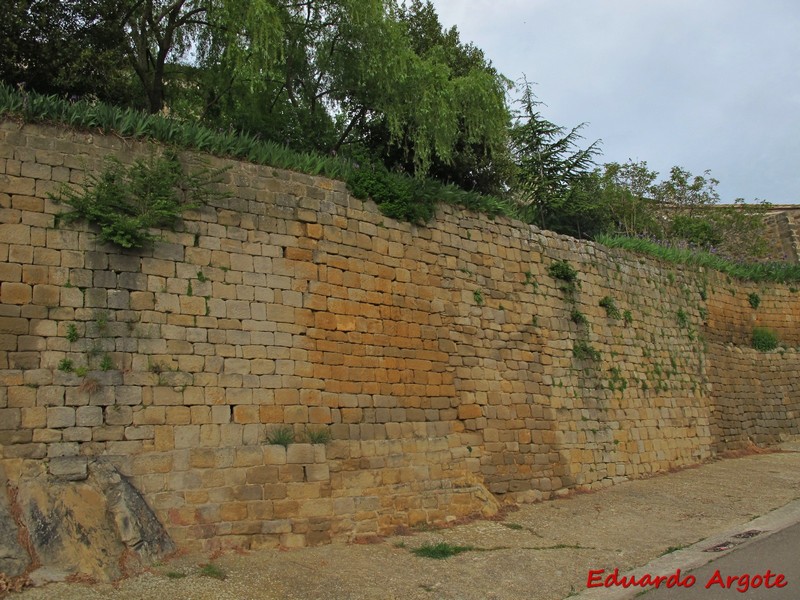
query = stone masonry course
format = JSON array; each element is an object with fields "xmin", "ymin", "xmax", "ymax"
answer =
[{"xmin": 0, "ymin": 120, "xmax": 798, "ymax": 555}]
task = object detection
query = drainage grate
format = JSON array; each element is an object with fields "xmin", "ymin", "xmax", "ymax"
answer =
[
  {"xmin": 732, "ymin": 529, "xmax": 763, "ymax": 539},
  {"xmin": 704, "ymin": 541, "xmax": 736, "ymax": 552}
]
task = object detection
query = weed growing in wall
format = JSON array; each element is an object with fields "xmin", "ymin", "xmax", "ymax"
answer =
[
  {"xmin": 303, "ymin": 426, "xmax": 332, "ymax": 445},
  {"xmin": 548, "ymin": 260, "xmax": 579, "ymax": 284},
  {"xmin": 748, "ymin": 292, "xmax": 761, "ymax": 309},
  {"xmin": 65, "ymin": 323, "xmax": 79, "ymax": 343},
  {"xmin": 676, "ymin": 309, "xmax": 689, "ymax": 328},
  {"xmin": 607, "ymin": 366, "xmax": 627, "ymax": 392},
  {"xmin": 752, "ymin": 327, "xmax": 779, "ymax": 352},
  {"xmin": 573, "ymin": 340, "xmax": 600, "ymax": 361},
  {"xmin": 599, "ymin": 296, "xmax": 621, "ymax": 319},
  {"xmin": 53, "ymin": 148, "xmax": 225, "ymax": 249},
  {"xmin": 266, "ymin": 425, "xmax": 295, "ymax": 448},
  {"xmin": 571, "ymin": 309, "xmax": 587, "ymax": 325}
]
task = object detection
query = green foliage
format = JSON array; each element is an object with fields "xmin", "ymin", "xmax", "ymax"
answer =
[
  {"xmin": 165, "ymin": 571, "xmax": 187, "ymax": 579},
  {"xmin": 597, "ymin": 234, "xmax": 800, "ymax": 284},
  {"xmin": 0, "ymin": 0, "xmax": 135, "ymax": 105},
  {"xmin": 65, "ymin": 324, "xmax": 79, "ymax": 343},
  {"xmin": 344, "ymin": 156, "xmax": 513, "ymax": 223},
  {"xmin": 510, "ymin": 79, "xmax": 600, "ymax": 230},
  {"xmin": 523, "ymin": 271, "xmax": 538, "ymax": 288},
  {"xmin": 572, "ymin": 341, "xmax": 600, "ymax": 361},
  {"xmin": 623, "ymin": 310, "xmax": 633, "ymax": 325},
  {"xmin": 345, "ymin": 161, "xmax": 435, "ymax": 223},
  {"xmin": 53, "ymin": 148, "xmax": 223, "ymax": 249},
  {"xmin": 597, "ymin": 161, "xmax": 661, "ymax": 238},
  {"xmin": 356, "ymin": 0, "xmax": 512, "ymax": 189},
  {"xmin": 265, "ymin": 425, "xmax": 295, "ymax": 448},
  {"xmin": 198, "ymin": 563, "xmax": 226, "ymax": 580},
  {"xmin": 303, "ymin": 427, "xmax": 332, "ymax": 445},
  {"xmin": 411, "ymin": 542, "xmax": 475, "ymax": 559},
  {"xmin": 752, "ymin": 327, "xmax": 779, "ymax": 352},
  {"xmin": 748, "ymin": 292, "xmax": 761, "ymax": 309},
  {"xmin": 676, "ymin": 309, "xmax": 689, "ymax": 328},
  {"xmin": 0, "ymin": 84, "xmax": 516, "ymax": 227},
  {"xmin": 473, "ymin": 289, "xmax": 485, "ymax": 306},
  {"xmin": 599, "ymin": 296, "xmax": 621, "ymax": 319},
  {"xmin": 570, "ymin": 309, "xmax": 587, "ymax": 325},
  {"xmin": 548, "ymin": 260, "xmax": 579, "ymax": 283},
  {"xmin": 608, "ymin": 366, "xmax": 627, "ymax": 392},
  {"xmin": 99, "ymin": 354, "xmax": 114, "ymax": 372},
  {"xmin": 58, "ymin": 358, "xmax": 74, "ymax": 373}
]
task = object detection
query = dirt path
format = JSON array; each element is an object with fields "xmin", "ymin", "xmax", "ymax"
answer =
[{"xmin": 12, "ymin": 450, "xmax": 800, "ymax": 600}]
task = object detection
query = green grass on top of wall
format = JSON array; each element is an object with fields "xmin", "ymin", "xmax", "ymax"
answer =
[
  {"xmin": 596, "ymin": 234, "xmax": 800, "ymax": 284},
  {"xmin": 0, "ymin": 83, "xmax": 516, "ymax": 225},
  {"xmin": 3, "ymin": 83, "xmax": 797, "ymax": 284}
]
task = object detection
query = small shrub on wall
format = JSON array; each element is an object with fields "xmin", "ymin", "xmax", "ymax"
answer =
[
  {"xmin": 752, "ymin": 327, "xmax": 779, "ymax": 352},
  {"xmin": 52, "ymin": 148, "xmax": 225, "ymax": 249}
]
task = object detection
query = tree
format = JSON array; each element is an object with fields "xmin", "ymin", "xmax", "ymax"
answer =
[
  {"xmin": 600, "ymin": 160, "xmax": 661, "ymax": 238},
  {"xmin": 596, "ymin": 161, "xmax": 770, "ymax": 259},
  {"xmin": 509, "ymin": 80, "xmax": 601, "ymax": 230},
  {"xmin": 0, "ymin": 0, "xmax": 133, "ymax": 104},
  {"xmin": 122, "ymin": 0, "xmax": 284, "ymax": 113},
  {"xmin": 360, "ymin": 0, "xmax": 513, "ymax": 194}
]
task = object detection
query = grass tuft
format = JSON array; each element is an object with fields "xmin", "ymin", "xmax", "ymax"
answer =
[
  {"xmin": 411, "ymin": 542, "xmax": 475, "ymax": 559},
  {"xmin": 265, "ymin": 425, "xmax": 295, "ymax": 448},
  {"xmin": 198, "ymin": 563, "xmax": 226, "ymax": 580}
]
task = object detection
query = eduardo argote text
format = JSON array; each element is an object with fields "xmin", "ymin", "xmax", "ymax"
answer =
[{"xmin": 587, "ymin": 568, "xmax": 788, "ymax": 593}]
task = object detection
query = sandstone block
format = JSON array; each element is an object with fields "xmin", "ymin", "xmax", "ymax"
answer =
[
  {"xmin": 46, "ymin": 407, "xmax": 75, "ymax": 429},
  {"xmin": 287, "ymin": 444, "xmax": 315, "ymax": 464},
  {"xmin": 1, "ymin": 282, "xmax": 32, "ymax": 304}
]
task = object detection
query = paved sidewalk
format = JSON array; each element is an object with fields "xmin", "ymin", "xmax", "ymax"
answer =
[{"xmin": 14, "ymin": 446, "xmax": 800, "ymax": 600}]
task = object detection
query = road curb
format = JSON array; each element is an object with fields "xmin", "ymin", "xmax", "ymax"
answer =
[{"xmin": 572, "ymin": 497, "xmax": 800, "ymax": 599}]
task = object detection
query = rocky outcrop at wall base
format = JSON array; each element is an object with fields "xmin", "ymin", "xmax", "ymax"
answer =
[
  {"xmin": 0, "ymin": 460, "xmax": 174, "ymax": 585},
  {"xmin": 0, "ymin": 468, "xmax": 28, "ymax": 579}
]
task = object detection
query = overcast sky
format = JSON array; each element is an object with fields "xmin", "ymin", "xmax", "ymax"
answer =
[{"xmin": 429, "ymin": 0, "xmax": 800, "ymax": 204}]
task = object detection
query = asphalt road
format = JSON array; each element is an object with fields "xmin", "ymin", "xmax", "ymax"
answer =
[{"xmin": 642, "ymin": 521, "xmax": 800, "ymax": 599}]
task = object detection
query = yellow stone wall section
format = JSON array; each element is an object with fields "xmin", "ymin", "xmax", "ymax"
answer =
[{"xmin": 1, "ymin": 121, "xmax": 798, "ymax": 550}]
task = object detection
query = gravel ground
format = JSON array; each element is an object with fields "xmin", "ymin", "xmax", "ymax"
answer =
[{"xmin": 10, "ymin": 450, "xmax": 800, "ymax": 600}]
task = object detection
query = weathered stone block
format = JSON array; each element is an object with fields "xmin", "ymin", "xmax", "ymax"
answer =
[{"xmin": 46, "ymin": 407, "xmax": 75, "ymax": 429}]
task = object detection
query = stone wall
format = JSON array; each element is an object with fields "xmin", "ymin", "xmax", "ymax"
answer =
[{"xmin": 1, "ymin": 121, "xmax": 799, "ymax": 552}]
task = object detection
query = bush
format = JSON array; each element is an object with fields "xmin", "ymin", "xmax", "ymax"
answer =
[
  {"xmin": 599, "ymin": 296, "xmax": 621, "ymax": 319},
  {"xmin": 573, "ymin": 340, "xmax": 600, "ymax": 361},
  {"xmin": 54, "ymin": 149, "xmax": 224, "ymax": 249},
  {"xmin": 570, "ymin": 309, "xmax": 587, "ymax": 325},
  {"xmin": 548, "ymin": 260, "xmax": 578, "ymax": 283},
  {"xmin": 752, "ymin": 327, "xmax": 779, "ymax": 352}
]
